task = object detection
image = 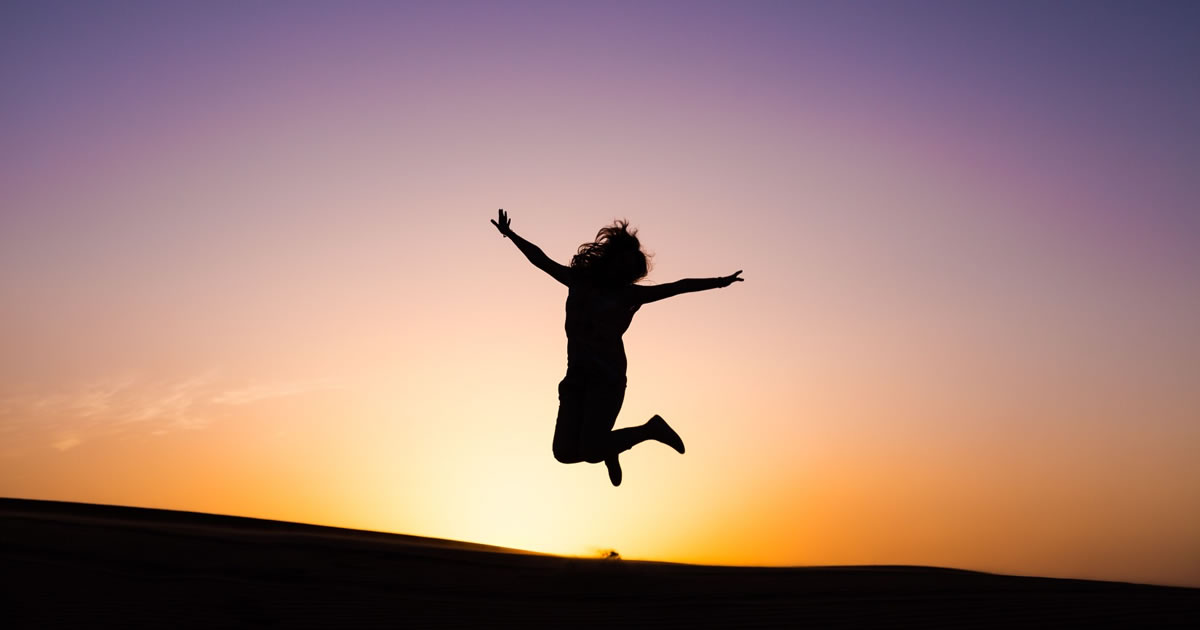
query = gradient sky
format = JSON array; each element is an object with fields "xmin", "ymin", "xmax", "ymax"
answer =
[{"xmin": 2, "ymin": 1, "xmax": 1198, "ymax": 587}]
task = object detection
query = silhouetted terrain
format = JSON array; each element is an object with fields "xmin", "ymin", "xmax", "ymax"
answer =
[{"xmin": 3, "ymin": 498, "xmax": 1197, "ymax": 628}]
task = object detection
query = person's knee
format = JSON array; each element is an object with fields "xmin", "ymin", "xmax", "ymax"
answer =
[
  {"xmin": 553, "ymin": 442, "xmax": 582, "ymax": 464},
  {"xmin": 579, "ymin": 444, "xmax": 606, "ymax": 464}
]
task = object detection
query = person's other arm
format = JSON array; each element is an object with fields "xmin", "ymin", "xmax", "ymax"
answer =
[
  {"xmin": 491, "ymin": 208, "xmax": 570, "ymax": 286},
  {"xmin": 634, "ymin": 271, "xmax": 743, "ymax": 304}
]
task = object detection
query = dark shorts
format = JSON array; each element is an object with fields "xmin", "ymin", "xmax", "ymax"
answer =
[{"xmin": 551, "ymin": 369, "xmax": 626, "ymax": 464}]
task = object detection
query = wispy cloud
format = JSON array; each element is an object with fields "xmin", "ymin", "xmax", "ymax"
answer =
[
  {"xmin": 51, "ymin": 435, "xmax": 83, "ymax": 452},
  {"xmin": 211, "ymin": 379, "xmax": 331, "ymax": 406},
  {"xmin": 116, "ymin": 371, "xmax": 219, "ymax": 428},
  {"xmin": 0, "ymin": 370, "xmax": 334, "ymax": 454}
]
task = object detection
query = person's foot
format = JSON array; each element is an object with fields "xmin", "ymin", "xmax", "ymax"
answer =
[
  {"xmin": 648, "ymin": 414, "xmax": 685, "ymax": 454},
  {"xmin": 604, "ymin": 455, "xmax": 622, "ymax": 487}
]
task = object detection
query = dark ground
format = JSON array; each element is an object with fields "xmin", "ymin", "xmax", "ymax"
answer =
[{"xmin": 2, "ymin": 498, "xmax": 1197, "ymax": 628}]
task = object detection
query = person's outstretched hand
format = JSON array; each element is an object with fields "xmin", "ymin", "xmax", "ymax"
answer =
[
  {"xmin": 717, "ymin": 270, "xmax": 744, "ymax": 287},
  {"xmin": 491, "ymin": 208, "xmax": 513, "ymax": 238}
]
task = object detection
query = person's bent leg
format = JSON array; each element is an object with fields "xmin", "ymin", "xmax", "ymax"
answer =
[
  {"xmin": 646, "ymin": 414, "xmax": 685, "ymax": 454},
  {"xmin": 608, "ymin": 426, "xmax": 650, "ymax": 454},
  {"xmin": 552, "ymin": 377, "xmax": 586, "ymax": 464},
  {"xmin": 577, "ymin": 378, "xmax": 627, "ymax": 485},
  {"xmin": 607, "ymin": 415, "xmax": 685, "ymax": 455}
]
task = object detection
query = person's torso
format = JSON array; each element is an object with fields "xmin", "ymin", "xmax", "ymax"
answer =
[{"xmin": 564, "ymin": 281, "xmax": 640, "ymax": 377}]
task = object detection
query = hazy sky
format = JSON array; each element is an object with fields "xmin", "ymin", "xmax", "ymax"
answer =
[{"xmin": 2, "ymin": 1, "xmax": 1198, "ymax": 587}]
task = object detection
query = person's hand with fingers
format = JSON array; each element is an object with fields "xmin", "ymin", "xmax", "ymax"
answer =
[
  {"xmin": 491, "ymin": 208, "xmax": 513, "ymax": 238},
  {"xmin": 717, "ymin": 270, "xmax": 744, "ymax": 288}
]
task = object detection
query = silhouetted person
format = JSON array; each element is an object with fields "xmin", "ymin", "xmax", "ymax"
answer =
[{"xmin": 491, "ymin": 209, "xmax": 743, "ymax": 486}]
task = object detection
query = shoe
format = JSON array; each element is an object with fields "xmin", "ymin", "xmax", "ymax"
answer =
[
  {"xmin": 604, "ymin": 455, "xmax": 622, "ymax": 487},
  {"xmin": 648, "ymin": 415, "xmax": 685, "ymax": 454}
]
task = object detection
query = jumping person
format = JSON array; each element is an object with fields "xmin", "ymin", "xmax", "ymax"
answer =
[{"xmin": 491, "ymin": 209, "xmax": 743, "ymax": 486}]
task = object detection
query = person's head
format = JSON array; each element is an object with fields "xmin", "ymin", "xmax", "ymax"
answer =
[{"xmin": 571, "ymin": 220, "xmax": 650, "ymax": 287}]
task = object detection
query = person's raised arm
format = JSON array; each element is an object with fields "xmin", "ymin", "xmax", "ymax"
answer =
[
  {"xmin": 491, "ymin": 209, "xmax": 571, "ymax": 286},
  {"xmin": 634, "ymin": 270, "xmax": 743, "ymax": 305}
]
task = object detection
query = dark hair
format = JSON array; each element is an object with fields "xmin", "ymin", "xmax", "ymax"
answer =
[{"xmin": 570, "ymin": 220, "xmax": 650, "ymax": 287}]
